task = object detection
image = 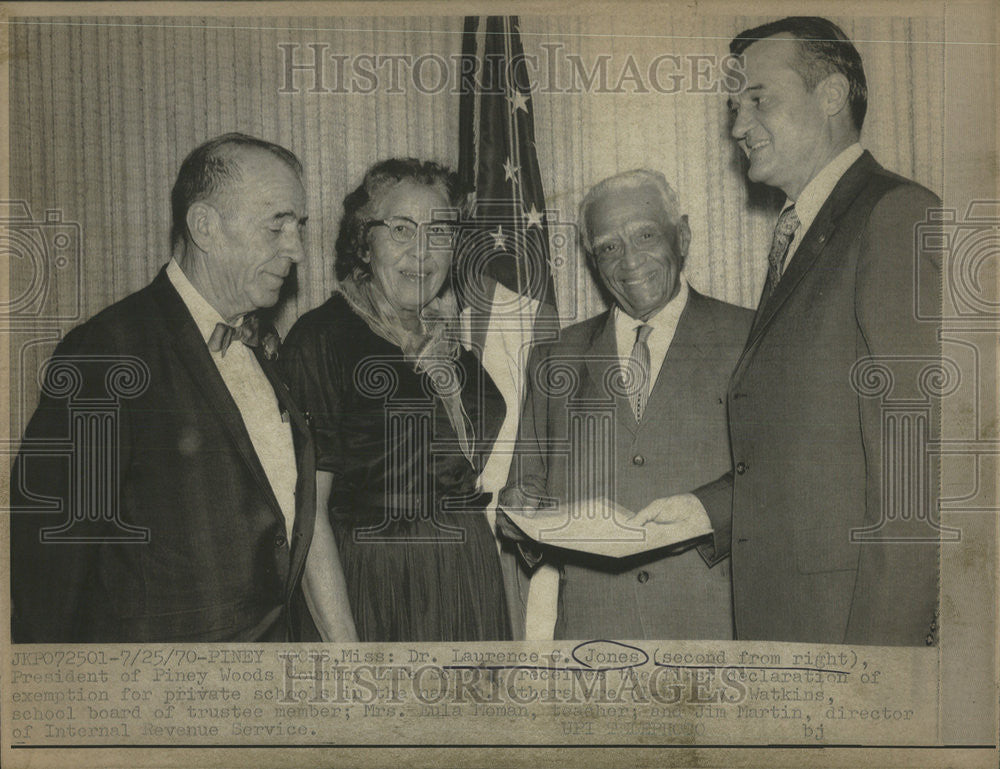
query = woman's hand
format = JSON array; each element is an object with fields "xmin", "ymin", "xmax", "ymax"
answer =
[{"xmin": 303, "ymin": 471, "xmax": 359, "ymax": 642}]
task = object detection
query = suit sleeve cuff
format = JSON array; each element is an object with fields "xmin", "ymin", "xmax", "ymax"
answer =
[
  {"xmin": 692, "ymin": 473, "xmax": 733, "ymax": 566},
  {"xmin": 516, "ymin": 542, "xmax": 547, "ymax": 571}
]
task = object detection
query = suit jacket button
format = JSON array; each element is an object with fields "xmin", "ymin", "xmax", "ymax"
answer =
[
  {"xmin": 637, "ymin": 570, "xmax": 650, "ymax": 584},
  {"xmin": 736, "ymin": 461, "xmax": 748, "ymax": 474},
  {"xmin": 632, "ymin": 454, "xmax": 645, "ymax": 466},
  {"xmin": 275, "ymin": 534, "xmax": 287, "ymax": 547}
]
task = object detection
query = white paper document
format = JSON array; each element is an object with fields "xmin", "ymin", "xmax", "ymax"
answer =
[{"xmin": 501, "ymin": 497, "xmax": 712, "ymax": 558}]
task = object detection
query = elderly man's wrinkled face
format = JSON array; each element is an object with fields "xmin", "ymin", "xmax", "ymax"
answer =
[
  {"xmin": 210, "ymin": 149, "xmax": 307, "ymax": 320},
  {"xmin": 587, "ymin": 184, "xmax": 690, "ymax": 320}
]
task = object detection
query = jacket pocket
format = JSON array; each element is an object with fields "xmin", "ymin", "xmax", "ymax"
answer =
[{"xmin": 794, "ymin": 525, "xmax": 860, "ymax": 574}]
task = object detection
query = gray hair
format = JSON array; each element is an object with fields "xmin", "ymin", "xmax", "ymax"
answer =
[
  {"xmin": 578, "ymin": 169, "xmax": 682, "ymax": 255},
  {"xmin": 171, "ymin": 133, "xmax": 302, "ymax": 251}
]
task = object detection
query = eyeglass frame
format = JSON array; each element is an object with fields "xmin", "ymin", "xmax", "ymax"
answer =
[{"xmin": 363, "ymin": 215, "xmax": 459, "ymax": 246}]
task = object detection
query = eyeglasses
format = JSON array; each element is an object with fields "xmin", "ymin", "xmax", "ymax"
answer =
[{"xmin": 365, "ymin": 216, "xmax": 457, "ymax": 246}]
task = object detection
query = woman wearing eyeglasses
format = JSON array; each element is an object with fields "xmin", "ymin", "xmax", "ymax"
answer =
[{"xmin": 281, "ymin": 158, "xmax": 511, "ymax": 642}]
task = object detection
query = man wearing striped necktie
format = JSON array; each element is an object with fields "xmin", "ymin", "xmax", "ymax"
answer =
[
  {"xmin": 501, "ymin": 169, "xmax": 752, "ymax": 640},
  {"xmin": 637, "ymin": 17, "xmax": 942, "ymax": 646}
]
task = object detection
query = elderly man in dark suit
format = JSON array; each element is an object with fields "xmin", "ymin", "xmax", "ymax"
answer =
[
  {"xmin": 11, "ymin": 133, "xmax": 317, "ymax": 642},
  {"xmin": 638, "ymin": 17, "xmax": 941, "ymax": 646},
  {"xmin": 501, "ymin": 169, "xmax": 752, "ymax": 640}
]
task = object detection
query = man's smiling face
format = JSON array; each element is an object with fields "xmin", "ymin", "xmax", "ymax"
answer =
[
  {"xmin": 728, "ymin": 34, "xmax": 833, "ymax": 200},
  {"xmin": 587, "ymin": 183, "xmax": 689, "ymax": 321}
]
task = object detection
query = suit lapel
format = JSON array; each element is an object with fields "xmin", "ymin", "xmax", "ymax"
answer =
[
  {"xmin": 740, "ymin": 152, "xmax": 879, "ymax": 360},
  {"xmin": 642, "ymin": 290, "xmax": 706, "ymax": 423},
  {"xmin": 584, "ymin": 310, "xmax": 637, "ymax": 437},
  {"xmin": 149, "ymin": 270, "xmax": 286, "ymax": 529}
]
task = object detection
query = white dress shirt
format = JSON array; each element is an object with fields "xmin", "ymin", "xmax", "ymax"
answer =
[
  {"xmin": 166, "ymin": 259, "xmax": 298, "ymax": 538},
  {"xmin": 781, "ymin": 143, "xmax": 863, "ymax": 270},
  {"xmin": 613, "ymin": 279, "xmax": 689, "ymax": 393}
]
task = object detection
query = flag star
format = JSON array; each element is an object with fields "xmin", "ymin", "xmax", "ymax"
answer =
[
  {"xmin": 525, "ymin": 204, "xmax": 544, "ymax": 229},
  {"xmin": 503, "ymin": 158, "xmax": 520, "ymax": 182},
  {"xmin": 491, "ymin": 225, "xmax": 506, "ymax": 249},
  {"xmin": 508, "ymin": 90, "xmax": 529, "ymax": 114}
]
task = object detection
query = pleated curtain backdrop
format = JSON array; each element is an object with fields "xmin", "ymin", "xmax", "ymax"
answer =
[{"xmin": 9, "ymin": 13, "xmax": 944, "ymax": 418}]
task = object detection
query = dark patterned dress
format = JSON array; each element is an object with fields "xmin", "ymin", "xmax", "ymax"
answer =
[{"xmin": 281, "ymin": 294, "xmax": 511, "ymax": 641}]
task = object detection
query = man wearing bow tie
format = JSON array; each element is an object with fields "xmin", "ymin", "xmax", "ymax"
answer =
[
  {"xmin": 637, "ymin": 17, "xmax": 942, "ymax": 645},
  {"xmin": 11, "ymin": 133, "xmax": 317, "ymax": 642}
]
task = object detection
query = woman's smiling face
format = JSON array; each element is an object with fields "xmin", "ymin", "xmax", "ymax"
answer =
[{"xmin": 363, "ymin": 180, "xmax": 453, "ymax": 322}]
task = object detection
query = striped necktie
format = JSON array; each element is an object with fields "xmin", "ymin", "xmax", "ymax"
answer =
[
  {"xmin": 628, "ymin": 323, "xmax": 653, "ymax": 422},
  {"xmin": 764, "ymin": 204, "xmax": 800, "ymax": 299}
]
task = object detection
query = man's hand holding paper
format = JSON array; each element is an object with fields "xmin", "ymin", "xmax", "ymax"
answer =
[{"xmin": 499, "ymin": 492, "xmax": 712, "ymax": 559}]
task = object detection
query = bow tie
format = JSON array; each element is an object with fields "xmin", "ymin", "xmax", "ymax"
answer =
[{"xmin": 208, "ymin": 314, "xmax": 269, "ymax": 357}]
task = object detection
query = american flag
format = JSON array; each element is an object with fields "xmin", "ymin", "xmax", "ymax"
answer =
[
  {"xmin": 456, "ymin": 13, "xmax": 559, "ymax": 427},
  {"xmin": 455, "ymin": 17, "xmax": 560, "ymax": 637}
]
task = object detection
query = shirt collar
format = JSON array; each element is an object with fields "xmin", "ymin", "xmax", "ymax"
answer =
[
  {"xmin": 785, "ymin": 143, "xmax": 863, "ymax": 235},
  {"xmin": 166, "ymin": 259, "xmax": 235, "ymax": 345},
  {"xmin": 614, "ymin": 278, "xmax": 689, "ymax": 336}
]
